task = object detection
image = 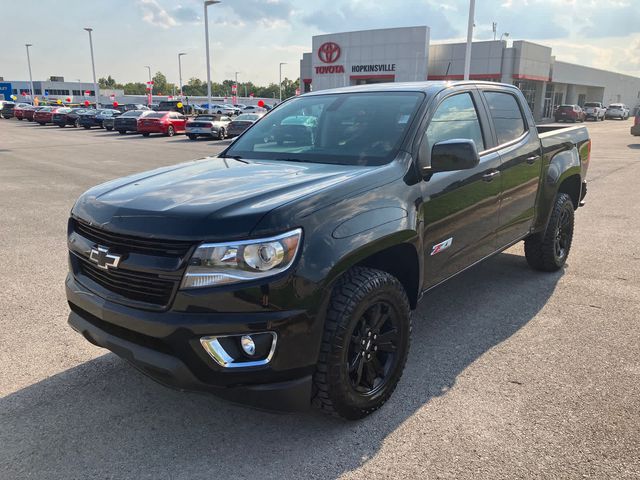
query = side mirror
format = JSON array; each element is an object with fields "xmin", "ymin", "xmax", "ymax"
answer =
[{"xmin": 422, "ymin": 139, "xmax": 480, "ymax": 175}]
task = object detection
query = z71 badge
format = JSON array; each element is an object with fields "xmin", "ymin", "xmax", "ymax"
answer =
[{"xmin": 431, "ymin": 237, "xmax": 453, "ymax": 256}]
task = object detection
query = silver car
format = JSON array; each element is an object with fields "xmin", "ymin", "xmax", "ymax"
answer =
[
  {"xmin": 605, "ymin": 103, "xmax": 629, "ymax": 120},
  {"xmin": 185, "ymin": 114, "xmax": 232, "ymax": 140}
]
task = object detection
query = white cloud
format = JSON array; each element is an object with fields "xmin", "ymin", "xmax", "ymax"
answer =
[{"xmin": 138, "ymin": 0, "xmax": 177, "ymax": 29}]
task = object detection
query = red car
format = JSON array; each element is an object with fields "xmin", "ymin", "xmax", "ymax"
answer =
[
  {"xmin": 14, "ymin": 104, "xmax": 34, "ymax": 120},
  {"xmin": 23, "ymin": 106, "xmax": 44, "ymax": 121},
  {"xmin": 33, "ymin": 106, "xmax": 63, "ymax": 125},
  {"xmin": 137, "ymin": 111, "xmax": 187, "ymax": 137},
  {"xmin": 554, "ymin": 104, "xmax": 585, "ymax": 123}
]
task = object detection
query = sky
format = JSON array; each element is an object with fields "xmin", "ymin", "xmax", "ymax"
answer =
[{"xmin": 1, "ymin": 0, "xmax": 639, "ymax": 86}]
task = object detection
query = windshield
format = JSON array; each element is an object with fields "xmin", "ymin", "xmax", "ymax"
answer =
[
  {"xmin": 146, "ymin": 112, "xmax": 167, "ymax": 118},
  {"xmin": 226, "ymin": 92, "xmax": 424, "ymax": 166},
  {"xmin": 121, "ymin": 110, "xmax": 144, "ymax": 117}
]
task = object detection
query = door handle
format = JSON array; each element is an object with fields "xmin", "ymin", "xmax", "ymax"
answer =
[
  {"xmin": 482, "ymin": 170, "xmax": 500, "ymax": 182},
  {"xmin": 526, "ymin": 155, "xmax": 540, "ymax": 165}
]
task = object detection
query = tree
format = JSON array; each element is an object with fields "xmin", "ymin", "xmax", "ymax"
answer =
[
  {"xmin": 98, "ymin": 75, "xmax": 119, "ymax": 89},
  {"xmin": 122, "ymin": 82, "xmax": 147, "ymax": 95}
]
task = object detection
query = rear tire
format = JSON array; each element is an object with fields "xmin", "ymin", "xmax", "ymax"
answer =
[
  {"xmin": 118, "ymin": 130, "xmax": 126, "ymax": 135},
  {"xmin": 106, "ymin": 126, "xmax": 113, "ymax": 131},
  {"xmin": 187, "ymin": 134, "xmax": 197, "ymax": 140},
  {"xmin": 524, "ymin": 193, "xmax": 575, "ymax": 272},
  {"xmin": 83, "ymin": 126, "xmax": 90, "ymax": 129},
  {"xmin": 313, "ymin": 267, "xmax": 411, "ymax": 420},
  {"xmin": 142, "ymin": 132, "xmax": 150, "ymax": 137},
  {"xmin": 58, "ymin": 124, "xmax": 65, "ymax": 128},
  {"xmin": 166, "ymin": 126, "xmax": 175, "ymax": 137},
  {"xmin": 218, "ymin": 128, "xmax": 225, "ymax": 140}
]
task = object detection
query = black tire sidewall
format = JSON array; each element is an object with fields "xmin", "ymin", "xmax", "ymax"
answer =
[{"xmin": 318, "ymin": 269, "xmax": 411, "ymax": 419}]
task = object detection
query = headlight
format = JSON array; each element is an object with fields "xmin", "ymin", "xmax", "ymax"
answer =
[{"xmin": 180, "ymin": 228, "xmax": 302, "ymax": 289}]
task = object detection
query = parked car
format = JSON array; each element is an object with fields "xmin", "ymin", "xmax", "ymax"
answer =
[
  {"xmin": 185, "ymin": 114, "xmax": 232, "ymax": 140},
  {"xmin": 223, "ymin": 104, "xmax": 242, "ymax": 115},
  {"xmin": 13, "ymin": 103, "xmax": 33, "ymax": 120},
  {"xmin": 233, "ymin": 103, "xmax": 247, "ymax": 110},
  {"xmin": 78, "ymin": 110, "xmax": 100, "ymax": 129},
  {"xmin": 101, "ymin": 110, "xmax": 123, "ymax": 131},
  {"xmin": 24, "ymin": 105, "xmax": 46, "ymax": 121},
  {"xmin": 33, "ymin": 106, "xmax": 64, "ymax": 125},
  {"xmin": 89, "ymin": 109, "xmax": 122, "ymax": 129},
  {"xmin": 1, "ymin": 101, "xmax": 16, "ymax": 119},
  {"xmin": 115, "ymin": 103, "xmax": 149, "ymax": 113},
  {"xmin": 226, "ymin": 112, "xmax": 265, "ymax": 137},
  {"xmin": 605, "ymin": 103, "xmax": 629, "ymax": 120},
  {"xmin": 206, "ymin": 104, "xmax": 236, "ymax": 115},
  {"xmin": 243, "ymin": 105, "xmax": 267, "ymax": 113},
  {"xmin": 631, "ymin": 109, "xmax": 640, "ymax": 136},
  {"xmin": 554, "ymin": 104, "xmax": 585, "ymax": 123},
  {"xmin": 53, "ymin": 107, "xmax": 89, "ymax": 128},
  {"xmin": 65, "ymin": 81, "xmax": 590, "ymax": 419},
  {"xmin": 137, "ymin": 111, "xmax": 187, "ymax": 137},
  {"xmin": 583, "ymin": 102, "xmax": 606, "ymax": 121},
  {"xmin": 155, "ymin": 100, "xmax": 195, "ymax": 115},
  {"xmin": 113, "ymin": 109, "xmax": 154, "ymax": 134}
]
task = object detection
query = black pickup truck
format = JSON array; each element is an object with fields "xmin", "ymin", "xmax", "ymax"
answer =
[{"xmin": 66, "ymin": 82, "xmax": 590, "ymax": 420}]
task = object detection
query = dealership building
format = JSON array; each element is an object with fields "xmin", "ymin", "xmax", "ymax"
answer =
[{"xmin": 300, "ymin": 26, "xmax": 640, "ymax": 120}]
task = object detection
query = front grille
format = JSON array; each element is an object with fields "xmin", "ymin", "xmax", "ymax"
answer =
[
  {"xmin": 78, "ymin": 257, "xmax": 176, "ymax": 306},
  {"xmin": 73, "ymin": 219, "xmax": 192, "ymax": 256}
]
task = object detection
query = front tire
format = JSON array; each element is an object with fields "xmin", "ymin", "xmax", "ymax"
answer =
[
  {"xmin": 187, "ymin": 134, "xmax": 197, "ymax": 140},
  {"xmin": 166, "ymin": 125, "xmax": 175, "ymax": 137},
  {"xmin": 313, "ymin": 267, "xmax": 411, "ymax": 420},
  {"xmin": 218, "ymin": 128, "xmax": 225, "ymax": 140},
  {"xmin": 142, "ymin": 132, "xmax": 150, "ymax": 137},
  {"xmin": 118, "ymin": 130, "xmax": 126, "ymax": 135},
  {"xmin": 106, "ymin": 126, "xmax": 113, "ymax": 131},
  {"xmin": 524, "ymin": 193, "xmax": 575, "ymax": 272}
]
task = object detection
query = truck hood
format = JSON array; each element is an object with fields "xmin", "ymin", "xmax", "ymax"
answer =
[{"xmin": 72, "ymin": 157, "xmax": 370, "ymax": 241}]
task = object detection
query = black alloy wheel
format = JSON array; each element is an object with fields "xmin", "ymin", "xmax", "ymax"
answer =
[
  {"xmin": 524, "ymin": 193, "xmax": 575, "ymax": 272},
  {"xmin": 553, "ymin": 204, "xmax": 572, "ymax": 263},
  {"xmin": 313, "ymin": 267, "xmax": 411, "ymax": 420},
  {"xmin": 347, "ymin": 302, "xmax": 400, "ymax": 396}
]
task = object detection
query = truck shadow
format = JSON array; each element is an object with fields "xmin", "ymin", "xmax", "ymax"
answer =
[{"xmin": 0, "ymin": 250, "xmax": 563, "ymax": 479}]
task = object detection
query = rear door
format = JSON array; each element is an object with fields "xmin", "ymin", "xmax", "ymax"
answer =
[
  {"xmin": 478, "ymin": 87, "xmax": 543, "ymax": 246},
  {"xmin": 419, "ymin": 88, "xmax": 502, "ymax": 288}
]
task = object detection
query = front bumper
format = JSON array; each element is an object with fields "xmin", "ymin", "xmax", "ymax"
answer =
[
  {"xmin": 631, "ymin": 124, "xmax": 640, "ymax": 136},
  {"xmin": 66, "ymin": 273, "xmax": 316, "ymax": 411}
]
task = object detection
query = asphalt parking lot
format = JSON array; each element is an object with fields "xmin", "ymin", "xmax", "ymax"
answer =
[{"xmin": 1, "ymin": 119, "xmax": 639, "ymax": 479}]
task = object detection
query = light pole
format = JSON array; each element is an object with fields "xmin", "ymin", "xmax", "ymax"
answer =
[
  {"xmin": 463, "ymin": 0, "xmax": 475, "ymax": 81},
  {"xmin": 234, "ymin": 71, "xmax": 239, "ymax": 101},
  {"xmin": 204, "ymin": 1, "xmax": 221, "ymax": 113},
  {"xmin": 145, "ymin": 65, "xmax": 152, "ymax": 106},
  {"xmin": 25, "ymin": 44, "xmax": 35, "ymax": 104},
  {"xmin": 279, "ymin": 62, "xmax": 287, "ymax": 103},
  {"xmin": 178, "ymin": 52, "xmax": 187, "ymax": 98},
  {"xmin": 84, "ymin": 28, "xmax": 99, "ymax": 107}
]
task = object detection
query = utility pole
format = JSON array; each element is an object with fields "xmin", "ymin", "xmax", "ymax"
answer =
[
  {"xmin": 25, "ymin": 44, "xmax": 35, "ymax": 104},
  {"xmin": 84, "ymin": 28, "xmax": 99, "ymax": 107},
  {"xmin": 463, "ymin": 0, "xmax": 476, "ymax": 81}
]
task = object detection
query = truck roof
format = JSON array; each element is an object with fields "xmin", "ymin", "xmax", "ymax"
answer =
[{"xmin": 303, "ymin": 80, "xmax": 520, "ymax": 97}]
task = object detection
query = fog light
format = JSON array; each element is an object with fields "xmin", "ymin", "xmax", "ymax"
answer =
[{"xmin": 240, "ymin": 335, "xmax": 256, "ymax": 356}]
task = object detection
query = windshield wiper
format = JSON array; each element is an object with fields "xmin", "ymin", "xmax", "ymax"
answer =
[{"xmin": 224, "ymin": 155, "xmax": 248, "ymax": 163}]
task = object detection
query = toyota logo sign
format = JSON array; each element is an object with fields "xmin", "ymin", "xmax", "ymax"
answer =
[{"xmin": 318, "ymin": 42, "xmax": 341, "ymax": 64}]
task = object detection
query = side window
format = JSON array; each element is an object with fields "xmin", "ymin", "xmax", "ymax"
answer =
[
  {"xmin": 484, "ymin": 91, "xmax": 526, "ymax": 145},
  {"xmin": 424, "ymin": 93, "xmax": 485, "ymax": 156}
]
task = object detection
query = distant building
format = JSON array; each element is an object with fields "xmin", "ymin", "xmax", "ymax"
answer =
[{"xmin": 300, "ymin": 26, "xmax": 640, "ymax": 119}]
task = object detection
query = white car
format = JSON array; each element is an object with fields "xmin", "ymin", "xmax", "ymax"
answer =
[
  {"xmin": 583, "ymin": 102, "xmax": 606, "ymax": 121},
  {"xmin": 208, "ymin": 104, "xmax": 235, "ymax": 115},
  {"xmin": 605, "ymin": 103, "xmax": 629, "ymax": 120}
]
